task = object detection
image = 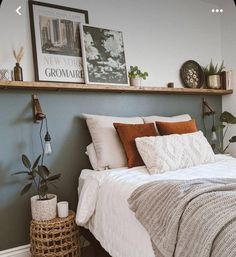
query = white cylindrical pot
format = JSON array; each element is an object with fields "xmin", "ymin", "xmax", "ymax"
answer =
[
  {"xmin": 31, "ymin": 194, "xmax": 57, "ymax": 221},
  {"xmin": 130, "ymin": 77, "xmax": 142, "ymax": 87},
  {"xmin": 57, "ymin": 201, "xmax": 69, "ymax": 218},
  {"xmin": 207, "ymin": 75, "xmax": 221, "ymax": 89}
]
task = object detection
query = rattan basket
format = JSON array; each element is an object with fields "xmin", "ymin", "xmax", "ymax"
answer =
[{"xmin": 30, "ymin": 211, "xmax": 80, "ymax": 257}]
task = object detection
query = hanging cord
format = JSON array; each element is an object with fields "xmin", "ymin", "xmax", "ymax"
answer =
[{"xmin": 40, "ymin": 118, "xmax": 45, "ymax": 165}]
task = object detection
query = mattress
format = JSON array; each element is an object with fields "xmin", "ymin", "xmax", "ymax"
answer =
[{"xmin": 76, "ymin": 155, "xmax": 236, "ymax": 257}]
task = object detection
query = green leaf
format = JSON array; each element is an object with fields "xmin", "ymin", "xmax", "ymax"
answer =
[
  {"xmin": 32, "ymin": 155, "xmax": 41, "ymax": 169},
  {"xmin": 12, "ymin": 171, "xmax": 29, "ymax": 176},
  {"xmin": 38, "ymin": 165, "xmax": 50, "ymax": 179},
  {"xmin": 39, "ymin": 182, "xmax": 48, "ymax": 198},
  {"xmin": 22, "ymin": 155, "xmax": 31, "ymax": 169},
  {"xmin": 229, "ymin": 136, "xmax": 236, "ymax": 143},
  {"xmin": 220, "ymin": 112, "xmax": 236, "ymax": 124},
  {"xmin": 21, "ymin": 183, "xmax": 32, "ymax": 195},
  {"xmin": 47, "ymin": 174, "xmax": 61, "ymax": 182}
]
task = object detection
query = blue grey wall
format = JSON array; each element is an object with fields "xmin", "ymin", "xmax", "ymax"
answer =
[{"xmin": 0, "ymin": 90, "xmax": 221, "ymax": 250}]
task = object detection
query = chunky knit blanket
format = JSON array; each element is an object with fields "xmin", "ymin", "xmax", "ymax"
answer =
[{"xmin": 128, "ymin": 178, "xmax": 236, "ymax": 257}]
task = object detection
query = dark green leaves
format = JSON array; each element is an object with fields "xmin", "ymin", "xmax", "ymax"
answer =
[
  {"xmin": 220, "ymin": 112, "xmax": 236, "ymax": 124},
  {"xmin": 21, "ymin": 183, "xmax": 32, "ymax": 195},
  {"xmin": 47, "ymin": 174, "xmax": 61, "ymax": 182},
  {"xmin": 128, "ymin": 65, "xmax": 149, "ymax": 80},
  {"xmin": 229, "ymin": 136, "xmax": 236, "ymax": 143},
  {"xmin": 38, "ymin": 165, "xmax": 50, "ymax": 179},
  {"xmin": 33, "ymin": 155, "xmax": 41, "ymax": 169},
  {"xmin": 13, "ymin": 154, "xmax": 61, "ymax": 199},
  {"xmin": 22, "ymin": 155, "xmax": 31, "ymax": 169}
]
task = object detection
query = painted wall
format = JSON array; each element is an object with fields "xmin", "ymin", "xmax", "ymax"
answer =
[
  {"xmin": 0, "ymin": 0, "xmax": 223, "ymax": 251},
  {"xmin": 221, "ymin": 0, "xmax": 236, "ymax": 156}
]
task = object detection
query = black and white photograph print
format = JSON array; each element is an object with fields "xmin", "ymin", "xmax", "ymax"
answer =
[
  {"xmin": 29, "ymin": 1, "xmax": 89, "ymax": 83},
  {"xmin": 81, "ymin": 25, "xmax": 128, "ymax": 85},
  {"xmin": 40, "ymin": 16, "xmax": 82, "ymax": 57}
]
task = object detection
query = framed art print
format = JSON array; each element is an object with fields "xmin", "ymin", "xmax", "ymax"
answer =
[
  {"xmin": 29, "ymin": 1, "xmax": 89, "ymax": 83},
  {"xmin": 80, "ymin": 25, "xmax": 128, "ymax": 85}
]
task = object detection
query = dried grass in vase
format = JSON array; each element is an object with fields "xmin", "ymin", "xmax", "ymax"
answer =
[{"xmin": 13, "ymin": 46, "xmax": 24, "ymax": 64}]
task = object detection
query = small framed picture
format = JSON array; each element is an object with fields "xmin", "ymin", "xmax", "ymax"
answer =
[
  {"xmin": 80, "ymin": 24, "xmax": 129, "ymax": 85},
  {"xmin": 29, "ymin": 1, "xmax": 89, "ymax": 83}
]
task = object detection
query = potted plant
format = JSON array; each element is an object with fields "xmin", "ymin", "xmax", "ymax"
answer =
[
  {"xmin": 128, "ymin": 66, "xmax": 148, "ymax": 87},
  {"xmin": 212, "ymin": 111, "xmax": 236, "ymax": 154},
  {"xmin": 203, "ymin": 60, "xmax": 225, "ymax": 89},
  {"xmin": 13, "ymin": 154, "xmax": 61, "ymax": 221}
]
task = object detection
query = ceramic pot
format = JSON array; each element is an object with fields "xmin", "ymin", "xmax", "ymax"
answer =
[
  {"xmin": 130, "ymin": 77, "xmax": 142, "ymax": 87},
  {"xmin": 207, "ymin": 75, "xmax": 221, "ymax": 89},
  {"xmin": 31, "ymin": 194, "xmax": 57, "ymax": 221}
]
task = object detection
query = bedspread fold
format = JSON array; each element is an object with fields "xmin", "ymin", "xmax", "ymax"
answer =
[{"xmin": 128, "ymin": 178, "xmax": 236, "ymax": 257}]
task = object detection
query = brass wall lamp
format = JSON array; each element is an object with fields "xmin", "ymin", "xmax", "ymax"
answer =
[
  {"xmin": 32, "ymin": 94, "xmax": 46, "ymax": 123},
  {"xmin": 202, "ymin": 98, "xmax": 215, "ymax": 117},
  {"xmin": 202, "ymin": 98, "xmax": 217, "ymax": 142},
  {"xmin": 32, "ymin": 94, "xmax": 52, "ymax": 156}
]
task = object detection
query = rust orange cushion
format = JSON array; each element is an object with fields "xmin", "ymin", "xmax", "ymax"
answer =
[
  {"xmin": 114, "ymin": 123, "xmax": 158, "ymax": 168},
  {"xmin": 156, "ymin": 119, "xmax": 198, "ymax": 135}
]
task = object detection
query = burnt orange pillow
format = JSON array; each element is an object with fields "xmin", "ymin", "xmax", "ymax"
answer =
[
  {"xmin": 156, "ymin": 119, "xmax": 198, "ymax": 135},
  {"xmin": 114, "ymin": 123, "xmax": 158, "ymax": 168}
]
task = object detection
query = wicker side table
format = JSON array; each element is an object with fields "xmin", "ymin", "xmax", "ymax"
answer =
[{"xmin": 30, "ymin": 211, "xmax": 80, "ymax": 257}]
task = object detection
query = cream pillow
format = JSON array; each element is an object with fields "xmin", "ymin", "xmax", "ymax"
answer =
[
  {"xmin": 142, "ymin": 114, "xmax": 191, "ymax": 130},
  {"xmin": 135, "ymin": 131, "xmax": 215, "ymax": 174},
  {"xmin": 83, "ymin": 114, "xmax": 143, "ymax": 170}
]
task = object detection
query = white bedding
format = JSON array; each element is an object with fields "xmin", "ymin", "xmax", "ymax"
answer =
[{"xmin": 76, "ymin": 155, "xmax": 236, "ymax": 257}]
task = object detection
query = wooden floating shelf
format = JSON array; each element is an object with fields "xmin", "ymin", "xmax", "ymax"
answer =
[{"xmin": 0, "ymin": 81, "xmax": 233, "ymax": 95}]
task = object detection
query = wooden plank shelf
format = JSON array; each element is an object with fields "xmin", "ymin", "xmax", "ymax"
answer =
[{"xmin": 0, "ymin": 81, "xmax": 233, "ymax": 95}]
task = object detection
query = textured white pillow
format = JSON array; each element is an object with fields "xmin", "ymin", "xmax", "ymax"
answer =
[
  {"xmin": 83, "ymin": 114, "xmax": 143, "ymax": 170},
  {"xmin": 86, "ymin": 143, "xmax": 99, "ymax": 170},
  {"xmin": 135, "ymin": 131, "xmax": 216, "ymax": 174},
  {"xmin": 142, "ymin": 114, "xmax": 191, "ymax": 130}
]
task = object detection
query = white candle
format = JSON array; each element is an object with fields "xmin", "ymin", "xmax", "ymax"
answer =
[{"xmin": 57, "ymin": 201, "xmax": 69, "ymax": 218}]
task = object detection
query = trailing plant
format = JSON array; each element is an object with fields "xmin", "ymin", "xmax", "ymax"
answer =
[
  {"xmin": 203, "ymin": 60, "xmax": 225, "ymax": 77},
  {"xmin": 213, "ymin": 111, "xmax": 236, "ymax": 154},
  {"xmin": 128, "ymin": 66, "xmax": 149, "ymax": 80},
  {"xmin": 12, "ymin": 154, "xmax": 61, "ymax": 200}
]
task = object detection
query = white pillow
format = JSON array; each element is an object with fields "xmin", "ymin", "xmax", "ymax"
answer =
[
  {"xmin": 142, "ymin": 114, "xmax": 191, "ymax": 130},
  {"xmin": 86, "ymin": 143, "xmax": 99, "ymax": 170},
  {"xmin": 83, "ymin": 114, "xmax": 143, "ymax": 170},
  {"xmin": 135, "ymin": 131, "xmax": 215, "ymax": 174}
]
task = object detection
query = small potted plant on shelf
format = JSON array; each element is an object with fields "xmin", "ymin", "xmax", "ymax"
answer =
[
  {"xmin": 212, "ymin": 111, "xmax": 236, "ymax": 154},
  {"xmin": 128, "ymin": 66, "xmax": 148, "ymax": 87},
  {"xmin": 203, "ymin": 60, "xmax": 225, "ymax": 89},
  {"xmin": 13, "ymin": 154, "xmax": 61, "ymax": 221}
]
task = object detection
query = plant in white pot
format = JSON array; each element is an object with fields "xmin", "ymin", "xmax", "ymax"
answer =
[
  {"xmin": 13, "ymin": 154, "xmax": 61, "ymax": 221},
  {"xmin": 203, "ymin": 60, "xmax": 225, "ymax": 89},
  {"xmin": 128, "ymin": 66, "xmax": 148, "ymax": 87}
]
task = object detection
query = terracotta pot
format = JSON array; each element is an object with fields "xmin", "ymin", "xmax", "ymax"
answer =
[
  {"xmin": 31, "ymin": 194, "xmax": 57, "ymax": 221},
  {"xmin": 130, "ymin": 77, "xmax": 142, "ymax": 87},
  {"xmin": 207, "ymin": 75, "xmax": 221, "ymax": 89}
]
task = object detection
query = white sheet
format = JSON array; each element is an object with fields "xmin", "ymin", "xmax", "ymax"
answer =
[{"xmin": 76, "ymin": 155, "xmax": 236, "ymax": 257}]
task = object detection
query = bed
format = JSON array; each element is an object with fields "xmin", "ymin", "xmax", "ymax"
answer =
[{"xmin": 76, "ymin": 154, "xmax": 236, "ymax": 257}]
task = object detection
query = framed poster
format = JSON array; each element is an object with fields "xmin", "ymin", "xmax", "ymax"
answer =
[
  {"xmin": 29, "ymin": 1, "xmax": 89, "ymax": 83},
  {"xmin": 80, "ymin": 25, "xmax": 129, "ymax": 85}
]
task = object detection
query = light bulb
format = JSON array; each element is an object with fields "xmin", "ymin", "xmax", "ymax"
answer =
[
  {"xmin": 44, "ymin": 131, "xmax": 52, "ymax": 155},
  {"xmin": 44, "ymin": 141, "xmax": 52, "ymax": 155},
  {"xmin": 211, "ymin": 129, "xmax": 217, "ymax": 142}
]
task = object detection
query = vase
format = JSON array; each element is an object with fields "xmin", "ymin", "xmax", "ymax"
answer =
[
  {"xmin": 130, "ymin": 77, "xmax": 142, "ymax": 87},
  {"xmin": 31, "ymin": 194, "xmax": 57, "ymax": 221},
  {"xmin": 207, "ymin": 75, "xmax": 221, "ymax": 89},
  {"xmin": 14, "ymin": 62, "xmax": 23, "ymax": 81}
]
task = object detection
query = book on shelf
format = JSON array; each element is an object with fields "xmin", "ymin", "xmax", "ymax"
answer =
[{"xmin": 221, "ymin": 70, "xmax": 232, "ymax": 90}]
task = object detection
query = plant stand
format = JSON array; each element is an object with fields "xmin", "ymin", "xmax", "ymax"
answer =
[{"xmin": 30, "ymin": 211, "xmax": 80, "ymax": 257}]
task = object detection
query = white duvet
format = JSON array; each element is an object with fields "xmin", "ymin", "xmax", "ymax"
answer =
[{"xmin": 76, "ymin": 155, "xmax": 236, "ymax": 257}]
